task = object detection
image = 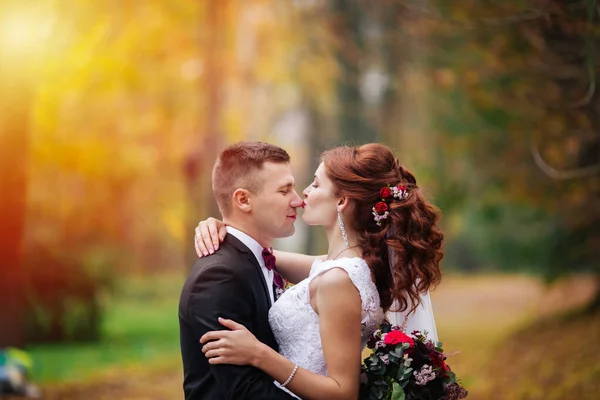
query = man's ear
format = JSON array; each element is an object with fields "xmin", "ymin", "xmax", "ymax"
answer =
[{"xmin": 232, "ymin": 188, "xmax": 252, "ymax": 213}]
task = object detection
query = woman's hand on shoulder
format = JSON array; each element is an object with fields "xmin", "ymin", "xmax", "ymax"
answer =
[{"xmin": 195, "ymin": 217, "xmax": 227, "ymax": 257}]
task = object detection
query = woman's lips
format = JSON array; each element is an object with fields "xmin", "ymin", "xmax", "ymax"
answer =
[{"xmin": 301, "ymin": 201, "xmax": 306, "ymax": 208}]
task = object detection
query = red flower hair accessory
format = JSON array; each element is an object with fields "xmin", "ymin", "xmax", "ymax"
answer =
[{"xmin": 372, "ymin": 184, "xmax": 409, "ymax": 226}]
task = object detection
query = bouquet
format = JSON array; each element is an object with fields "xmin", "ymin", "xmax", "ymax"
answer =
[{"xmin": 360, "ymin": 323, "xmax": 467, "ymax": 400}]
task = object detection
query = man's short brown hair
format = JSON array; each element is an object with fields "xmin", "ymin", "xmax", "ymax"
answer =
[{"xmin": 212, "ymin": 141, "xmax": 291, "ymax": 216}]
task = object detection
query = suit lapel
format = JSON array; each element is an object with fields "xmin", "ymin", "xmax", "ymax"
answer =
[
  {"xmin": 224, "ymin": 234, "xmax": 273, "ymax": 308},
  {"xmin": 245, "ymin": 252, "xmax": 273, "ymax": 308}
]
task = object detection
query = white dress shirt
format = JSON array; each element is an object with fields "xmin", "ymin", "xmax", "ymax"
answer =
[{"xmin": 226, "ymin": 226, "xmax": 275, "ymax": 303}]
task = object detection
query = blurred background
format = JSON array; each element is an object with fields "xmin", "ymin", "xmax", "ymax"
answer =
[{"xmin": 0, "ymin": 0, "xmax": 599, "ymax": 399}]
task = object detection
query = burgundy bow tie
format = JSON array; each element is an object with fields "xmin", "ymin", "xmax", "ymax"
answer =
[{"xmin": 262, "ymin": 247, "xmax": 284, "ymax": 289}]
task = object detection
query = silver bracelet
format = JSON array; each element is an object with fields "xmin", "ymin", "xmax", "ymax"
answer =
[{"xmin": 280, "ymin": 364, "xmax": 298, "ymax": 388}]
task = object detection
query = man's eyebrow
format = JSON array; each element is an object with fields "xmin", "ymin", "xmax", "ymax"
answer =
[{"xmin": 277, "ymin": 182, "xmax": 294, "ymax": 189}]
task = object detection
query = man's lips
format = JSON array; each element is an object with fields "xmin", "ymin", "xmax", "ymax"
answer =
[{"xmin": 287, "ymin": 215, "xmax": 297, "ymax": 220}]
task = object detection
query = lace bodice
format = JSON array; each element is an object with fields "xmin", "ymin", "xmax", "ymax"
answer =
[{"xmin": 268, "ymin": 257, "xmax": 385, "ymax": 379}]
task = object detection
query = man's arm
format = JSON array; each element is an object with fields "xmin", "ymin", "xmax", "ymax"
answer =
[{"xmin": 187, "ymin": 263, "xmax": 294, "ymax": 400}]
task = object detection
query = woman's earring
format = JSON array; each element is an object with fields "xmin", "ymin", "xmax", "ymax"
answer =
[{"xmin": 337, "ymin": 207, "xmax": 349, "ymax": 247}]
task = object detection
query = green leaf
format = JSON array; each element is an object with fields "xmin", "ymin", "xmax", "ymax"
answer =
[
  {"xmin": 380, "ymin": 364, "xmax": 387, "ymax": 375},
  {"xmin": 396, "ymin": 365, "xmax": 404, "ymax": 379},
  {"xmin": 390, "ymin": 348, "xmax": 404, "ymax": 358},
  {"xmin": 391, "ymin": 382, "xmax": 405, "ymax": 400},
  {"xmin": 446, "ymin": 370, "xmax": 457, "ymax": 382}
]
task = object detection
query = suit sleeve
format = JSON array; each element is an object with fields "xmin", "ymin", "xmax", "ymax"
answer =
[{"xmin": 186, "ymin": 263, "xmax": 295, "ymax": 400}]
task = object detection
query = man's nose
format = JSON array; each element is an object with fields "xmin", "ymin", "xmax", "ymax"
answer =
[{"xmin": 290, "ymin": 190, "xmax": 303, "ymax": 207}]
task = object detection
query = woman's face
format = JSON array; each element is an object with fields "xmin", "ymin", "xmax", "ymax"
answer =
[{"xmin": 302, "ymin": 162, "xmax": 338, "ymax": 227}]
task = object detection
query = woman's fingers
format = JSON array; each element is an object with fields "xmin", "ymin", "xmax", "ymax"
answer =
[
  {"xmin": 207, "ymin": 219, "xmax": 220, "ymax": 252},
  {"xmin": 218, "ymin": 317, "xmax": 247, "ymax": 331},
  {"xmin": 204, "ymin": 347, "xmax": 224, "ymax": 359},
  {"xmin": 199, "ymin": 318, "xmax": 245, "ymax": 344},
  {"xmin": 199, "ymin": 330, "xmax": 229, "ymax": 344},
  {"xmin": 201, "ymin": 338, "xmax": 223, "ymax": 354},
  {"xmin": 208, "ymin": 356, "xmax": 225, "ymax": 365},
  {"xmin": 218, "ymin": 223, "xmax": 227, "ymax": 242},
  {"xmin": 200, "ymin": 330, "xmax": 254, "ymax": 366},
  {"xmin": 194, "ymin": 218, "xmax": 227, "ymax": 258},
  {"xmin": 199, "ymin": 220, "xmax": 216, "ymax": 253},
  {"xmin": 195, "ymin": 223, "xmax": 209, "ymax": 257}
]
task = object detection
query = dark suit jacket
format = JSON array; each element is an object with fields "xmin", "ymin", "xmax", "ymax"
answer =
[{"xmin": 179, "ymin": 234, "xmax": 294, "ymax": 400}]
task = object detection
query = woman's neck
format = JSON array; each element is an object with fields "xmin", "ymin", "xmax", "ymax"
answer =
[{"xmin": 325, "ymin": 223, "xmax": 362, "ymax": 260}]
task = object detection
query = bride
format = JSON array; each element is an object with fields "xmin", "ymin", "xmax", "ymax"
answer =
[{"xmin": 195, "ymin": 143, "xmax": 443, "ymax": 399}]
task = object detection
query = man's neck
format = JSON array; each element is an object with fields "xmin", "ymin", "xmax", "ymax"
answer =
[{"xmin": 223, "ymin": 217, "xmax": 272, "ymax": 248}]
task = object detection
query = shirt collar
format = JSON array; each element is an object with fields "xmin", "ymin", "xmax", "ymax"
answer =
[{"xmin": 226, "ymin": 226, "xmax": 265, "ymax": 268}]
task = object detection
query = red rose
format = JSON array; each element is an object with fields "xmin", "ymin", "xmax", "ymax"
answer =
[
  {"xmin": 380, "ymin": 187, "xmax": 392, "ymax": 199},
  {"xmin": 374, "ymin": 202, "xmax": 388, "ymax": 214},
  {"xmin": 383, "ymin": 330, "xmax": 414, "ymax": 347},
  {"xmin": 398, "ymin": 185, "xmax": 406, "ymax": 192},
  {"xmin": 430, "ymin": 351, "xmax": 450, "ymax": 377}
]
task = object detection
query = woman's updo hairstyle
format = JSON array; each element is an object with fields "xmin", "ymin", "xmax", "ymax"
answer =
[{"xmin": 321, "ymin": 144, "xmax": 443, "ymax": 314}]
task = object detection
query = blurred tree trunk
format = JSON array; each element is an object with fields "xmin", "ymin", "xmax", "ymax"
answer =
[
  {"xmin": 304, "ymin": 100, "xmax": 329, "ymax": 256},
  {"xmin": 374, "ymin": 0, "xmax": 407, "ymax": 149},
  {"xmin": 330, "ymin": 0, "xmax": 376, "ymax": 144},
  {"xmin": 184, "ymin": 0, "xmax": 229, "ymax": 267},
  {"xmin": 0, "ymin": 68, "xmax": 30, "ymax": 347},
  {"xmin": 536, "ymin": 2, "xmax": 600, "ymax": 309}
]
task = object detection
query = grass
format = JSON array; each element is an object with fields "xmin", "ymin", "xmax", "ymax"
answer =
[
  {"xmin": 26, "ymin": 273, "xmax": 185, "ymax": 383},
  {"xmin": 25, "ymin": 272, "xmax": 599, "ymax": 400}
]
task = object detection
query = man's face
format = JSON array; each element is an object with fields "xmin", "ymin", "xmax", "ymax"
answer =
[{"xmin": 250, "ymin": 162, "xmax": 303, "ymax": 242}]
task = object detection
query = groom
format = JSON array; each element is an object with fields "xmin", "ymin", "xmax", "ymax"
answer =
[{"xmin": 179, "ymin": 142, "xmax": 303, "ymax": 399}]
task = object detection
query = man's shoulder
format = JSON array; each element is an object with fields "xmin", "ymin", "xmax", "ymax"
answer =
[
  {"xmin": 181, "ymin": 252, "xmax": 248, "ymax": 301},
  {"xmin": 188, "ymin": 243, "xmax": 253, "ymax": 280},
  {"xmin": 190, "ymin": 254, "xmax": 235, "ymax": 278}
]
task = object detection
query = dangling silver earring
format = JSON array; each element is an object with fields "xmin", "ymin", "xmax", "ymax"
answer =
[{"xmin": 337, "ymin": 207, "xmax": 349, "ymax": 247}]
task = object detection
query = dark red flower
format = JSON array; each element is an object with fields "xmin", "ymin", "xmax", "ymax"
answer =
[
  {"xmin": 429, "ymin": 350, "xmax": 449, "ymax": 377},
  {"xmin": 398, "ymin": 185, "xmax": 406, "ymax": 192},
  {"xmin": 380, "ymin": 187, "xmax": 392, "ymax": 199},
  {"xmin": 374, "ymin": 202, "xmax": 388, "ymax": 214},
  {"xmin": 383, "ymin": 330, "xmax": 414, "ymax": 347}
]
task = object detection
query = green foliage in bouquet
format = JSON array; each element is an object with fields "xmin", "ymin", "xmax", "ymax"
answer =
[{"xmin": 360, "ymin": 323, "xmax": 467, "ymax": 400}]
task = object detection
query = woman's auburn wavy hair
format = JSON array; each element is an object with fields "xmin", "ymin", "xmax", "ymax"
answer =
[{"xmin": 321, "ymin": 144, "xmax": 443, "ymax": 314}]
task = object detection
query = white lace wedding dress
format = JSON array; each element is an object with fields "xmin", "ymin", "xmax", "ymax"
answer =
[{"xmin": 268, "ymin": 257, "xmax": 385, "ymax": 397}]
